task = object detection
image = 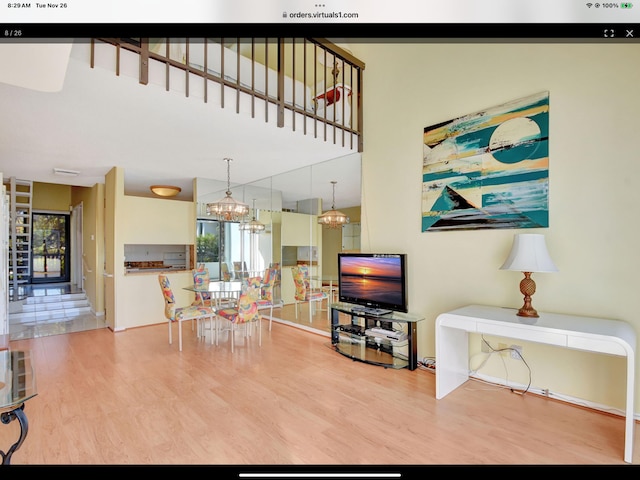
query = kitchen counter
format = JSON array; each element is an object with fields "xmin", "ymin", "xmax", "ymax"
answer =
[{"xmin": 125, "ymin": 266, "xmax": 187, "ymax": 274}]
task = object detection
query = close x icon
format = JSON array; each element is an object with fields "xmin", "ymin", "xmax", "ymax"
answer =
[{"xmin": 603, "ymin": 28, "xmax": 635, "ymax": 37}]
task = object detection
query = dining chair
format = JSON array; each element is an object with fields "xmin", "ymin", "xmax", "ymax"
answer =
[
  {"xmin": 322, "ymin": 278, "xmax": 339, "ymax": 304},
  {"xmin": 257, "ymin": 267, "xmax": 284, "ymax": 331},
  {"xmin": 192, "ymin": 263, "xmax": 213, "ymax": 307},
  {"xmin": 158, "ymin": 274, "xmax": 216, "ymax": 351},
  {"xmin": 233, "ymin": 261, "xmax": 249, "ymax": 280},
  {"xmin": 291, "ymin": 265, "xmax": 329, "ymax": 323},
  {"xmin": 269, "ymin": 262, "xmax": 281, "ymax": 301},
  {"xmin": 216, "ymin": 285, "xmax": 262, "ymax": 353},
  {"xmin": 240, "ymin": 273, "xmax": 281, "ymax": 332},
  {"xmin": 221, "ymin": 262, "xmax": 232, "ymax": 281}
]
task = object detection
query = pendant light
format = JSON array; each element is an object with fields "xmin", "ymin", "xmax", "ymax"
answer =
[
  {"xmin": 206, "ymin": 158, "xmax": 249, "ymax": 222},
  {"xmin": 240, "ymin": 199, "xmax": 265, "ymax": 234},
  {"xmin": 318, "ymin": 181, "xmax": 349, "ymax": 229}
]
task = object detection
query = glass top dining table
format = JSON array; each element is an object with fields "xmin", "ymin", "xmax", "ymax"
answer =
[{"xmin": 183, "ymin": 281, "xmax": 243, "ymax": 306}]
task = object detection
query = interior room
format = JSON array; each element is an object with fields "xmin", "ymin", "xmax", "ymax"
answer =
[{"xmin": 0, "ymin": 36, "xmax": 639, "ymax": 466}]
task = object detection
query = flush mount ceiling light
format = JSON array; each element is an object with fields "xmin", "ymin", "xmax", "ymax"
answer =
[
  {"xmin": 53, "ymin": 167, "xmax": 80, "ymax": 177},
  {"xmin": 318, "ymin": 181, "xmax": 349, "ymax": 229},
  {"xmin": 206, "ymin": 158, "xmax": 249, "ymax": 222},
  {"xmin": 240, "ymin": 199, "xmax": 266, "ymax": 234},
  {"xmin": 150, "ymin": 185, "xmax": 182, "ymax": 197}
]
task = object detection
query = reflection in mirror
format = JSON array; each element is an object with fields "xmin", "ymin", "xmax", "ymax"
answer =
[{"xmin": 196, "ymin": 152, "xmax": 361, "ymax": 333}]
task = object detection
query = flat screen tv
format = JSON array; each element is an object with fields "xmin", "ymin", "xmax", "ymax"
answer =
[{"xmin": 337, "ymin": 253, "xmax": 408, "ymax": 313}]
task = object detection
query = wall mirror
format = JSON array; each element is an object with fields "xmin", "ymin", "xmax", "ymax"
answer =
[{"xmin": 195, "ymin": 153, "xmax": 361, "ymax": 330}]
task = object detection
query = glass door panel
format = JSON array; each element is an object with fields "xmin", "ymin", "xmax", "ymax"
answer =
[{"xmin": 31, "ymin": 212, "xmax": 70, "ymax": 283}]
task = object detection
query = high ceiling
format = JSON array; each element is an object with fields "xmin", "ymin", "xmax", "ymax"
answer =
[{"xmin": 0, "ymin": 41, "xmax": 361, "ymax": 211}]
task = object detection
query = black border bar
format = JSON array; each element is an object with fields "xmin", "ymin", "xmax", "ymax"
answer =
[{"xmin": 1, "ymin": 23, "xmax": 640, "ymax": 40}]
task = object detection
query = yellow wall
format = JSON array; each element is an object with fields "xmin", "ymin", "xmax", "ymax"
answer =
[
  {"xmin": 70, "ymin": 182, "xmax": 104, "ymax": 316},
  {"xmin": 356, "ymin": 42, "xmax": 639, "ymax": 411},
  {"xmin": 108, "ymin": 167, "xmax": 197, "ymax": 330},
  {"xmin": 32, "ymin": 182, "xmax": 72, "ymax": 211}
]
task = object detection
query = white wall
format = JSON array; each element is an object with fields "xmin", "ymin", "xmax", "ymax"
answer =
[{"xmin": 356, "ymin": 42, "xmax": 639, "ymax": 412}]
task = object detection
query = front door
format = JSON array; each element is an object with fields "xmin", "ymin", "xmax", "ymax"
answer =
[{"xmin": 31, "ymin": 212, "xmax": 70, "ymax": 283}]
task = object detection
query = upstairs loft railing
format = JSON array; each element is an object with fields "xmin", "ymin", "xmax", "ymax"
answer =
[{"xmin": 90, "ymin": 37, "xmax": 365, "ymax": 153}]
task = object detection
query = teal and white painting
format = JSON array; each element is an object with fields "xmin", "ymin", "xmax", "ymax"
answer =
[{"xmin": 422, "ymin": 91, "xmax": 550, "ymax": 232}]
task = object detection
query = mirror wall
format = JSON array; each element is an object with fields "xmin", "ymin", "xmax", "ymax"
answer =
[{"xmin": 196, "ymin": 153, "xmax": 361, "ymax": 332}]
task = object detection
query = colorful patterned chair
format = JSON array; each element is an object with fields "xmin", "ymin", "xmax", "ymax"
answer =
[
  {"xmin": 216, "ymin": 284, "xmax": 262, "ymax": 353},
  {"xmin": 291, "ymin": 265, "xmax": 329, "ymax": 323},
  {"xmin": 191, "ymin": 263, "xmax": 213, "ymax": 307},
  {"xmin": 221, "ymin": 262, "xmax": 232, "ymax": 281},
  {"xmin": 258, "ymin": 267, "xmax": 284, "ymax": 331},
  {"xmin": 158, "ymin": 274, "xmax": 216, "ymax": 351},
  {"xmin": 241, "ymin": 272, "xmax": 282, "ymax": 332},
  {"xmin": 233, "ymin": 260, "xmax": 249, "ymax": 280},
  {"xmin": 269, "ymin": 262, "xmax": 281, "ymax": 302}
]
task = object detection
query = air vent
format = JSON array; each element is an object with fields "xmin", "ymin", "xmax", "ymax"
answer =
[{"xmin": 53, "ymin": 168, "xmax": 80, "ymax": 176}]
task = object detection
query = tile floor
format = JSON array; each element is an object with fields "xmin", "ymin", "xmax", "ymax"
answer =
[
  {"xmin": 7, "ymin": 283, "xmax": 332, "ymax": 341},
  {"xmin": 8, "ymin": 282, "xmax": 108, "ymax": 341}
]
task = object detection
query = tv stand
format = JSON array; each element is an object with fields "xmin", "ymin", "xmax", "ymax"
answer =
[
  {"xmin": 331, "ymin": 302, "xmax": 425, "ymax": 370},
  {"xmin": 351, "ymin": 306, "xmax": 393, "ymax": 316}
]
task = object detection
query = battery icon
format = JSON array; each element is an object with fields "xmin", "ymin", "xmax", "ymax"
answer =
[{"xmin": 621, "ymin": 2, "xmax": 633, "ymax": 8}]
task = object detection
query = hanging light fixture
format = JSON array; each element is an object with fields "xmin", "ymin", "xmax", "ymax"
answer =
[
  {"xmin": 206, "ymin": 158, "xmax": 249, "ymax": 222},
  {"xmin": 240, "ymin": 199, "xmax": 265, "ymax": 234},
  {"xmin": 318, "ymin": 181, "xmax": 349, "ymax": 229}
]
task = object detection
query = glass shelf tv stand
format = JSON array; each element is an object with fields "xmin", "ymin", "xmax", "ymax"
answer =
[{"xmin": 330, "ymin": 302, "xmax": 425, "ymax": 370}]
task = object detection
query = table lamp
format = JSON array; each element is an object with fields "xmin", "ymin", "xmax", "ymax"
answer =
[{"xmin": 500, "ymin": 233, "xmax": 558, "ymax": 318}]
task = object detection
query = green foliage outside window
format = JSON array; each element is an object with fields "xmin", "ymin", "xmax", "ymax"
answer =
[{"xmin": 197, "ymin": 233, "xmax": 219, "ymax": 262}]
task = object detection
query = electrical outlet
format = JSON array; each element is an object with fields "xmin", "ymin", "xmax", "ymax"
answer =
[{"xmin": 510, "ymin": 344, "xmax": 522, "ymax": 359}]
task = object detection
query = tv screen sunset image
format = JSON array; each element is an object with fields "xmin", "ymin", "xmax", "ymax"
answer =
[{"xmin": 339, "ymin": 256, "xmax": 403, "ymax": 306}]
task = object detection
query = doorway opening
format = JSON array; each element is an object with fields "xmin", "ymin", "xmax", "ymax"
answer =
[{"xmin": 31, "ymin": 212, "xmax": 70, "ymax": 284}]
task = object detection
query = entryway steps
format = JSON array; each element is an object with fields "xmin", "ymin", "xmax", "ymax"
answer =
[{"xmin": 9, "ymin": 292, "xmax": 92, "ymax": 322}]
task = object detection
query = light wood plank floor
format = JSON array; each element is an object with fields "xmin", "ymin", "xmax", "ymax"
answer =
[{"xmin": 2, "ymin": 313, "xmax": 639, "ymax": 466}]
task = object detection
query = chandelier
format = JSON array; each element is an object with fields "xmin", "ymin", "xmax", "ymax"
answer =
[
  {"xmin": 240, "ymin": 199, "xmax": 265, "ymax": 234},
  {"xmin": 318, "ymin": 181, "xmax": 349, "ymax": 229},
  {"xmin": 206, "ymin": 158, "xmax": 249, "ymax": 222}
]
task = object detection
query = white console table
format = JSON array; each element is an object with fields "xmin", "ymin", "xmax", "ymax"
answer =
[{"xmin": 435, "ymin": 304, "xmax": 636, "ymax": 463}]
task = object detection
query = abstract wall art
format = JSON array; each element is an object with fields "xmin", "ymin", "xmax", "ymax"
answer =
[{"xmin": 421, "ymin": 91, "xmax": 550, "ymax": 232}]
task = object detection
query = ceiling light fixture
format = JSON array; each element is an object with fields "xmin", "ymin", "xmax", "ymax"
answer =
[
  {"xmin": 240, "ymin": 199, "xmax": 266, "ymax": 234},
  {"xmin": 206, "ymin": 158, "xmax": 249, "ymax": 222},
  {"xmin": 150, "ymin": 185, "xmax": 182, "ymax": 197},
  {"xmin": 318, "ymin": 181, "xmax": 349, "ymax": 229}
]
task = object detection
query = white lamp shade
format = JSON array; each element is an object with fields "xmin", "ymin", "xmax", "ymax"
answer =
[{"xmin": 500, "ymin": 234, "xmax": 558, "ymax": 273}]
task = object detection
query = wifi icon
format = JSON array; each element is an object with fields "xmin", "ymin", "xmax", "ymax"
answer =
[{"xmin": 587, "ymin": 2, "xmax": 593, "ymax": 6}]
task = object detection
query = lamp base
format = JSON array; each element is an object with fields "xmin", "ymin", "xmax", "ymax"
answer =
[
  {"xmin": 517, "ymin": 304, "xmax": 539, "ymax": 318},
  {"xmin": 517, "ymin": 272, "xmax": 539, "ymax": 318}
]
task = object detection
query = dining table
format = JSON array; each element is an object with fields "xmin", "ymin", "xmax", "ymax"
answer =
[
  {"xmin": 183, "ymin": 281, "xmax": 244, "ymax": 342},
  {"xmin": 184, "ymin": 280, "xmax": 243, "ymax": 307}
]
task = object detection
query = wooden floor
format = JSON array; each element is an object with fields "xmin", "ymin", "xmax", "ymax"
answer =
[{"xmin": 2, "ymin": 306, "xmax": 639, "ymax": 467}]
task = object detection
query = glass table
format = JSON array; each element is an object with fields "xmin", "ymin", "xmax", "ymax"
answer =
[
  {"xmin": 0, "ymin": 350, "xmax": 37, "ymax": 465},
  {"xmin": 184, "ymin": 281, "xmax": 244, "ymax": 343},
  {"xmin": 184, "ymin": 281, "xmax": 243, "ymax": 307}
]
